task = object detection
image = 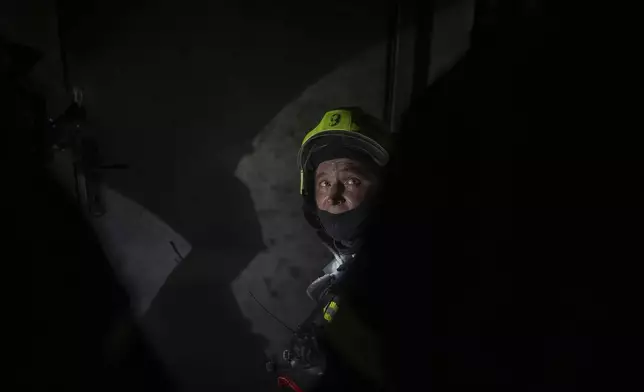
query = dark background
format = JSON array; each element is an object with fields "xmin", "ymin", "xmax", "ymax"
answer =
[
  {"xmin": 368, "ymin": 3, "xmax": 642, "ymax": 390},
  {"xmin": 4, "ymin": 0, "xmax": 642, "ymax": 391}
]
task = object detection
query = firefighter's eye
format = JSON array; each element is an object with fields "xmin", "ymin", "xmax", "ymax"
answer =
[
  {"xmin": 319, "ymin": 180, "xmax": 331, "ymax": 188},
  {"xmin": 346, "ymin": 178, "xmax": 361, "ymax": 186}
]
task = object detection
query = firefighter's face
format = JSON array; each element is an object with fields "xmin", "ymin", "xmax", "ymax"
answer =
[{"xmin": 315, "ymin": 158, "xmax": 377, "ymax": 214}]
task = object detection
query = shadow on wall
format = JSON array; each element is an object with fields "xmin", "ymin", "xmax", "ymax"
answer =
[{"xmin": 57, "ymin": 0, "xmax": 389, "ymax": 389}]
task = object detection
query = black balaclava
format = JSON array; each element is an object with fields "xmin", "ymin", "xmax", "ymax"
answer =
[
  {"xmin": 317, "ymin": 198, "xmax": 376, "ymax": 245},
  {"xmin": 309, "ymin": 139, "xmax": 381, "ymax": 252}
]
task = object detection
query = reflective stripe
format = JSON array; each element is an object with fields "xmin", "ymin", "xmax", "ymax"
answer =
[
  {"xmin": 323, "ymin": 300, "xmax": 339, "ymax": 322},
  {"xmin": 325, "ymin": 300, "xmax": 384, "ymax": 387}
]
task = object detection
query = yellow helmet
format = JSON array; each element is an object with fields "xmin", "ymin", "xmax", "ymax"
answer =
[{"xmin": 297, "ymin": 108, "xmax": 390, "ymax": 195}]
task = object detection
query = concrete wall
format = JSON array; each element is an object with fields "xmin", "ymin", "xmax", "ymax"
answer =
[
  {"xmin": 233, "ymin": 0, "xmax": 474, "ymax": 358},
  {"xmin": 233, "ymin": 43, "xmax": 388, "ymax": 357}
]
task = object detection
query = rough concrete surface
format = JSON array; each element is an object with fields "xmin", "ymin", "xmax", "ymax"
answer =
[
  {"xmin": 232, "ymin": 0, "xmax": 474, "ymax": 358},
  {"xmin": 232, "ymin": 43, "xmax": 388, "ymax": 358}
]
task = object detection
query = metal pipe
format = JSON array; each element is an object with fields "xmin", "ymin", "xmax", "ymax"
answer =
[
  {"xmin": 411, "ymin": 0, "xmax": 435, "ymax": 101},
  {"xmin": 383, "ymin": 0, "xmax": 402, "ymax": 132}
]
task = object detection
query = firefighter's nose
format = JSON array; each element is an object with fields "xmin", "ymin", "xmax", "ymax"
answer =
[
  {"xmin": 329, "ymin": 183, "xmax": 345, "ymax": 205},
  {"xmin": 330, "ymin": 195, "xmax": 346, "ymax": 205}
]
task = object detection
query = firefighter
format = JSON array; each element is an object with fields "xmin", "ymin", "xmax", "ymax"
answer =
[
  {"xmin": 298, "ymin": 108, "xmax": 391, "ymax": 301},
  {"xmin": 273, "ymin": 108, "xmax": 392, "ymax": 391}
]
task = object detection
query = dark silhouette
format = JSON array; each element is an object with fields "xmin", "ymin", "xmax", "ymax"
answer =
[
  {"xmin": 355, "ymin": 2, "xmax": 641, "ymax": 390},
  {"xmin": 3, "ymin": 36, "xmax": 174, "ymax": 391}
]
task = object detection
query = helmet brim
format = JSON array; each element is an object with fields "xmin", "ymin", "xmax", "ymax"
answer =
[{"xmin": 297, "ymin": 131, "xmax": 389, "ymax": 172}]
